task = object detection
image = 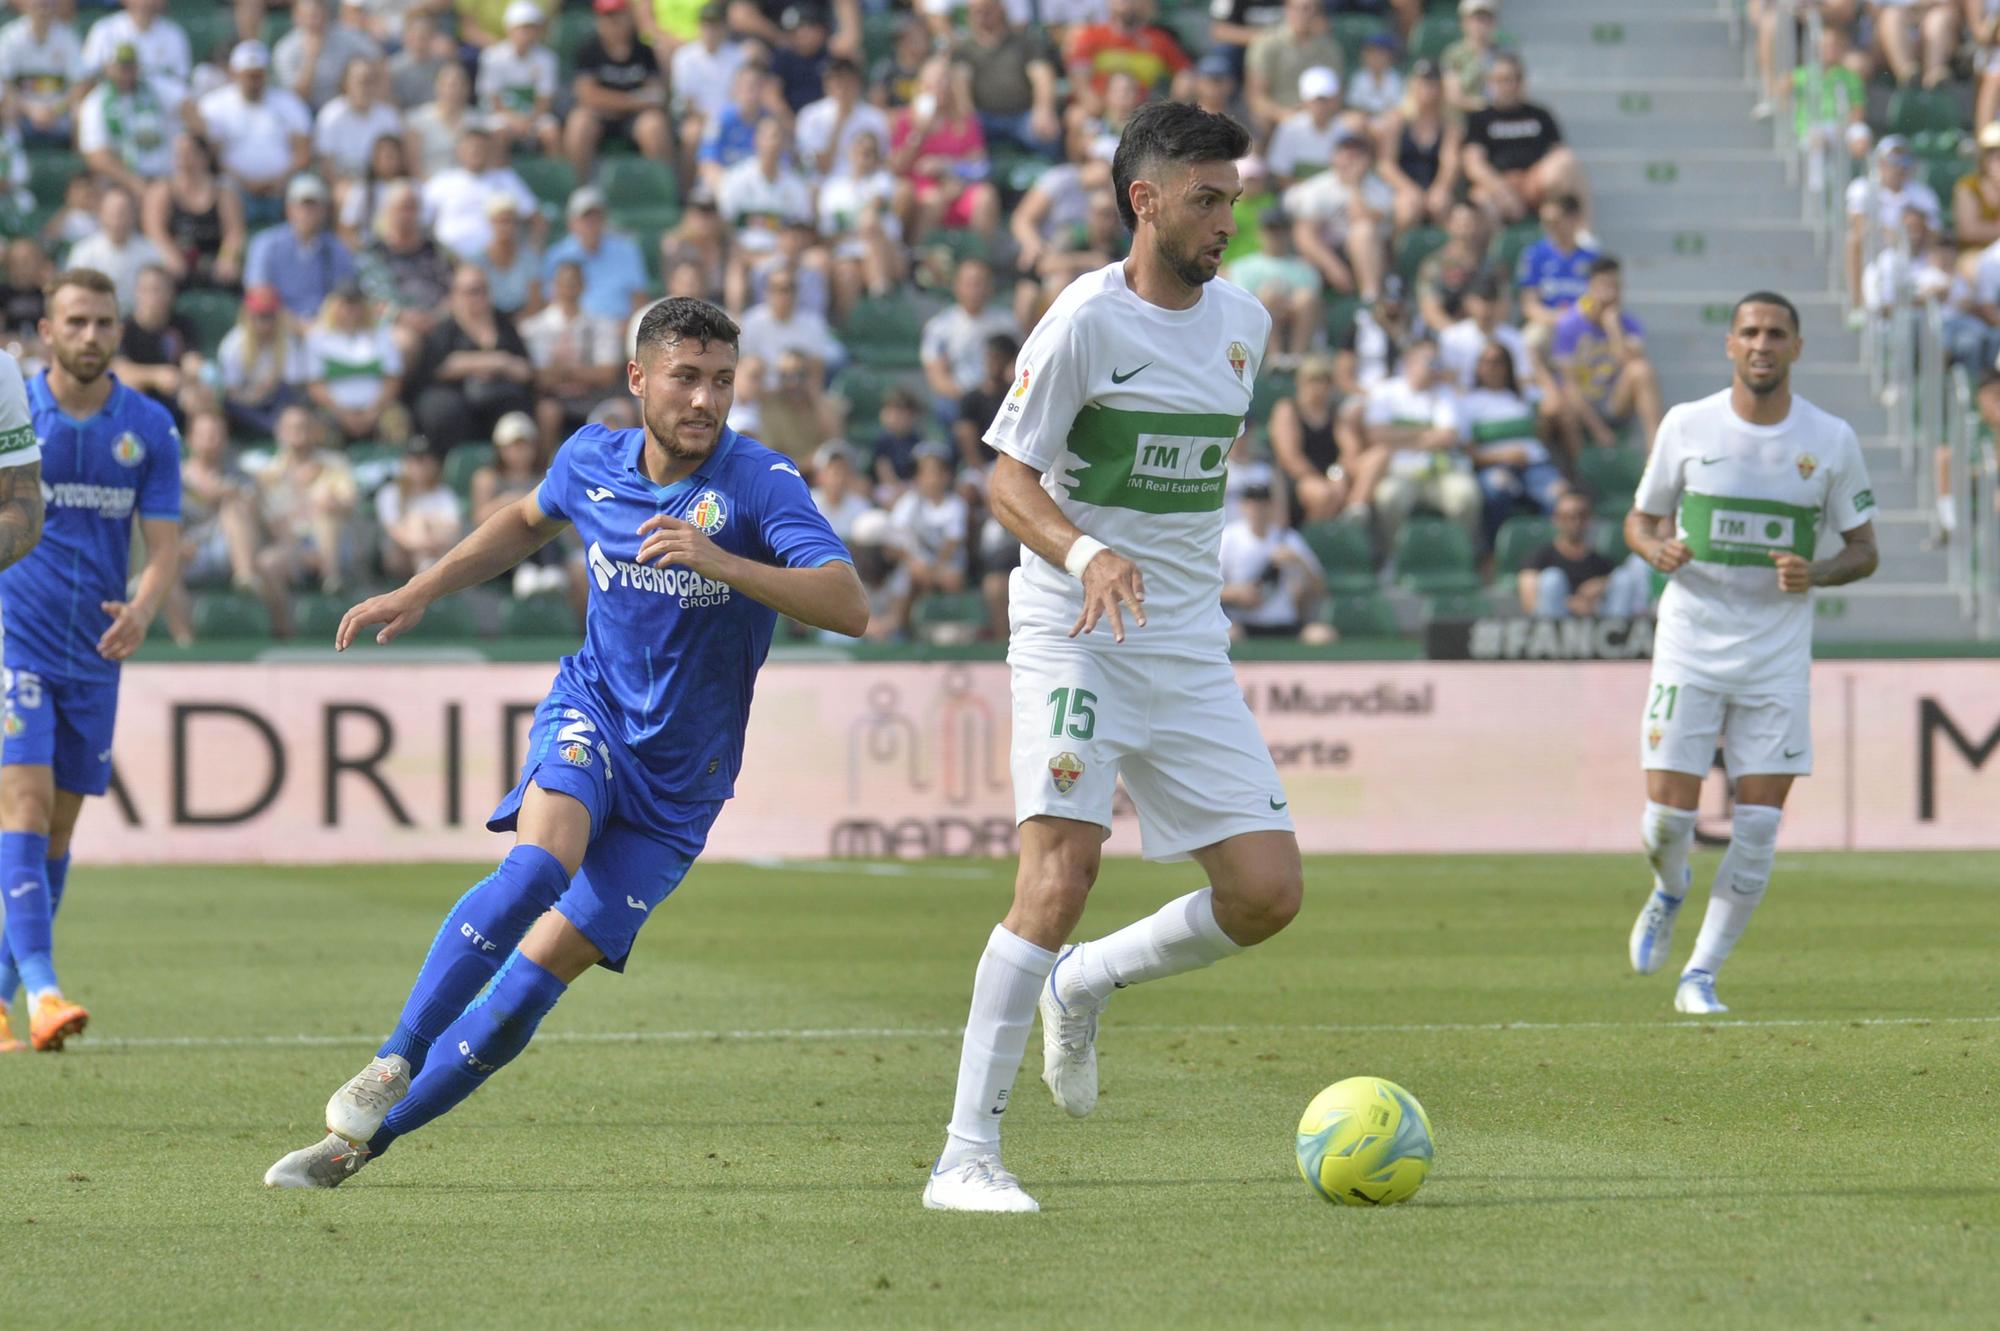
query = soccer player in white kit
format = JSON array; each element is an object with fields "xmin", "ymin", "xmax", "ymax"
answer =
[
  {"xmin": 1623, "ymin": 292, "xmax": 1878, "ymax": 1016},
  {"xmin": 923, "ymin": 102, "xmax": 1302, "ymax": 1213}
]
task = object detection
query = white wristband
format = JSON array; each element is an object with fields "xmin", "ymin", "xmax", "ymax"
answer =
[{"xmin": 1063, "ymin": 535, "xmax": 1108, "ymax": 580}]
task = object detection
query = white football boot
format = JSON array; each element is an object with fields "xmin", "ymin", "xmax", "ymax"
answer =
[
  {"xmin": 1628, "ymin": 873, "xmax": 1689, "ymax": 976},
  {"xmin": 1673, "ymin": 969, "xmax": 1728, "ymax": 1016},
  {"xmin": 1039, "ymin": 945, "xmax": 1104, "ymax": 1118},
  {"xmin": 264, "ymin": 1133, "xmax": 372, "ymax": 1189},
  {"xmin": 325, "ymin": 1054, "xmax": 411, "ymax": 1145},
  {"xmin": 922, "ymin": 1155, "xmax": 1040, "ymax": 1213}
]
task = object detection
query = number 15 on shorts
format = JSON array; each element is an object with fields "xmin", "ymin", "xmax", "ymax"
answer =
[{"xmin": 1048, "ymin": 686, "xmax": 1097, "ymax": 740}]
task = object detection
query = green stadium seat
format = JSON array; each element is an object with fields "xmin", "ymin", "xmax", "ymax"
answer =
[
  {"xmin": 1394, "ymin": 225, "xmax": 1447, "ymax": 284},
  {"xmin": 1884, "ymin": 87, "xmax": 1960, "ymax": 136},
  {"xmin": 501, "ymin": 593, "xmax": 578, "ymax": 637},
  {"xmin": 1575, "ymin": 446, "xmax": 1647, "ymax": 507},
  {"xmin": 192, "ymin": 592, "xmax": 273, "ymax": 639},
  {"xmin": 405, "ymin": 593, "xmax": 480, "ymax": 638},
  {"xmin": 601, "ymin": 156, "xmax": 680, "ymax": 235},
  {"xmin": 25, "ymin": 148, "xmax": 81, "ymax": 206},
  {"xmin": 1392, "ymin": 515, "xmax": 1477, "ymax": 593},
  {"xmin": 1328, "ymin": 590, "xmax": 1398, "ymax": 637},
  {"xmin": 1925, "ymin": 157, "xmax": 1965, "ymax": 203},
  {"xmin": 1493, "ymin": 514, "xmax": 1554, "ymax": 575},
  {"xmin": 1250, "ymin": 369, "xmax": 1293, "ymax": 425},
  {"xmin": 1324, "ymin": 294, "xmax": 1362, "ymax": 346},
  {"xmin": 292, "ymin": 593, "xmax": 350, "ymax": 640},
  {"xmin": 180, "ymin": 10, "xmax": 238, "ymax": 64},
  {"xmin": 552, "ymin": 6, "xmax": 598, "ymax": 76},
  {"xmin": 1410, "ymin": 14, "xmax": 1460, "ymax": 64},
  {"xmin": 1332, "ymin": 13, "xmax": 1389, "ymax": 64},
  {"xmin": 445, "ymin": 443, "xmax": 496, "ymax": 499},
  {"xmin": 174, "ymin": 289, "xmax": 241, "ymax": 357},
  {"xmin": 512, "ymin": 155, "xmax": 577, "ymax": 217},
  {"xmin": 1425, "ymin": 588, "xmax": 1489, "ymax": 621},
  {"xmin": 261, "ymin": 10, "xmax": 293, "ymax": 47},
  {"xmin": 1491, "ymin": 221, "xmax": 1543, "ymax": 280},
  {"xmin": 861, "ymin": 10, "xmax": 904, "ymax": 69},
  {"xmin": 842, "ymin": 291, "xmax": 937, "ymax": 370},
  {"xmin": 1163, "ymin": 9, "xmax": 1210, "ymax": 58},
  {"xmin": 910, "ymin": 591, "xmax": 988, "ymax": 643},
  {"xmin": 1300, "ymin": 518, "xmax": 1377, "ymax": 592},
  {"xmin": 835, "ymin": 364, "xmax": 922, "ymax": 427}
]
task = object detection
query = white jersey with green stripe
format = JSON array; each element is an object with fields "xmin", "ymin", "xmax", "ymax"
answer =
[
  {"xmin": 0, "ymin": 350, "xmax": 40, "ymax": 471},
  {"xmin": 1634, "ymin": 389, "xmax": 1875, "ymax": 694},
  {"xmin": 984, "ymin": 261, "xmax": 1269, "ymax": 656}
]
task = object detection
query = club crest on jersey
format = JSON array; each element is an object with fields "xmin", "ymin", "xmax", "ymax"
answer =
[
  {"xmin": 111, "ymin": 432, "xmax": 145, "ymax": 467},
  {"xmin": 1226, "ymin": 340, "xmax": 1249, "ymax": 381},
  {"xmin": 688, "ymin": 490, "xmax": 727, "ymax": 535},
  {"xmin": 1049, "ymin": 751, "xmax": 1083, "ymax": 795},
  {"xmin": 559, "ymin": 740, "xmax": 593, "ymax": 768},
  {"xmin": 1795, "ymin": 453, "xmax": 1817, "ymax": 480},
  {"xmin": 2, "ymin": 710, "xmax": 20, "ymax": 739},
  {"xmin": 1647, "ymin": 726, "xmax": 1662, "ymax": 751}
]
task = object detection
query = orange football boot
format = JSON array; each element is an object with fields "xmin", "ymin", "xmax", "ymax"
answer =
[
  {"xmin": 29, "ymin": 993, "xmax": 88, "ymax": 1052},
  {"xmin": 0, "ymin": 1005, "xmax": 23, "ymax": 1053}
]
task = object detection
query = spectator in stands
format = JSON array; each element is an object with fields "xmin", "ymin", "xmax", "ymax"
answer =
[
  {"xmin": 1064, "ymin": 0, "xmax": 1189, "ymax": 108},
  {"xmin": 1515, "ymin": 192, "xmax": 1597, "ymax": 343},
  {"xmin": 137, "ymin": 135, "xmax": 243, "ymax": 291},
  {"xmin": 820, "ymin": 130, "xmax": 906, "ymax": 310},
  {"xmin": 404, "ymin": 261, "xmax": 537, "ymax": 449},
  {"xmin": 1462, "ymin": 340, "xmax": 1564, "ymax": 541},
  {"xmin": 869, "ymin": 385, "xmax": 930, "ymax": 494},
  {"xmin": 1874, "ymin": 0, "xmax": 1960, "ymax": 89},
  {"xmin": 1845, "ymin": 135, "xmax": 1940, "ymax": 319},
  {"xmin": 477, "ymin": 0, "xmax": 560, "ymax": 155},
  {"xmin": 475, "ymin": 194, "xmax": 545, "ymax": 319},
  {"xmin": 1244, "ymin": 0, "xmax": 1342, "ymax": 132},
  {"xmin": 387, "ymin": 8, "xmax": 454, "ymax": 111},
  {"xmin": 1190, "ymin": 51, "xmax": 1248, "ymax": 125},
  {"xmin": 314, "ymin": 57, "xmax": 401, "ymax": 184},
  {"xmin": 1375, "ymin": 59, "xmax": 1460, "ymax": 233},
  {"xmin": 1518, "ymin": 492, "xmax": 1650, "ymax": 619},
  {"xmin": 1552, "ymin": 256, "xmax": 1661, "ymax": 451},
  {"xmin": 0, "ymin": 0, "xmax": 86, "ymax": 149},
  {"xmin": 952, "ymin": 331, "xmax": 1014, "ymax": 467},
  {"xmin": 729, "ymin": 0, "xmax": 858, "ymax": 113},
  {"xmin": 1364, "ymin": 337, "xmax": 1479, "ymax": 551},
  {"xmin": 543, "ymin": 186, "xmax": 650, "ymax": 323},
  {"xmin": 1009, "ymin": 140, "xmax": 1106, "ymax": 281},
  {"xmin": 870, "ymin": 15, "xmax": 930, "ymax": 111},
  {"xmin": 953, "ymin": 0, "xmax": 1061, "ymax": 159},
  {"xmin": 1288, "ymin": 131, "xmax": 1391, "ymax": 305},
  {"xmin": 1266, "ymin": 66, "xmax": 1345, "ymax": 192},
  {"xmin": 719, "ymin": 117, "xmax": 816, "ymax": 258},
  {"xmin": 82, "ymin": 0, "xmax": 192, "ymax": 104},
  {"xmin": 403, "ymin": 59, "xmax": 474, "ymax": 177},
  {"xmin": 0, "ymin": 237, "xmax": 50, "ymax": 363},
  {"xmin": 921, "ymin": 257, "xmax": 1018, "ymax": 414},
  {"xmin": 67, "ymin": 185, "xmax": 164, "ymax": 313},
  {"xmin": 1933, "ymin": 207, "xmax": 2000, "ymax": 367},
  {"xmin": 890, "ymin": 54, "xmax": 1002, "ymax": 247},
  {"xmin": 886, "ymin": 440, "xmax": 970, "ymax": 632},
  {"xmin": 1269, "ymin": 353, "xmax": 1349, "ymax": 525},
  {"xmin": 304, "ymin": 278, "xmax": 405, "ymax": 443},
  {"xmin": 522, "ymin": 257, "xmax": 625, "ymax": 445},
  {"xmin": 256, "ymin": 401, "xmax": 357, "ymax": 605},
  {"xmin": 754, "ymin": 348, "xmax": 843, "ymax": 464},
  {"xmin": 1790, "ymin": 21, "xmax": 1865, "ymax": 197},
  {"xmin": 455, "ymin": 0, "xmax": 553, "ymax": 49},
  {"xmin": 565, "ymin": 0, "xmax": 670, "ymax": 183},
  {"xmin": 1464, "ymin": 53, "xmax": 1587, "ymax": 226},
  {"xmin": 1226, "ymin": 206, "xmax": 1324, "ymax": 369},
  {"xmin": 796, "ymin": 55, "xmax": 890, "ymax": 181},
  {"xmin": 1066, "ymin": 66, "xmax": 1145, "ymax": 165},
  {"xmin": 697, "ymin": 59, "xmax": 780, "ymax": 193},
  {"xmin": 194, "ymin": 41, "xmax": 312, "ymax": 225},
  {"xmin": 657, "ymin": 197, "xmax": 730, "ymax": 304},
  {"xmin": 1020, "ymin": 186, "xmax": 1128, "ymax": 328},
  {"xmin": 244, "ymin": 173, "xmax": 354, "ymax": 319},
  {"xmin": 333, "ymin": 132, "xmax": 410, "ymax": 251},
  {"xmin": 671, "ymin": 3, "xmax": 747, "ymax": 188},
  {"xmin": 1442, "ymin": 0, "xmax": 1506, "ymax": 113},
  {"xmin": 1954, "ymin": 122, "xmax": 2000, "ymax": 260},
  {"xmin": 216, "ymin": 283, "xmax": 307, "ymax": 437},
  {"xmin": 1439, "ymin": 271, "xmax": 1535, "ymax": 391},
  {"xmin": 359, "ymin": 181, "xmax": 456, "ymax": 360},
  {"xmin": 76, "ymin": 39, "xmax": 178, "ymax": 200},
  {"xmin": 420, "ymin": 121, "xmax": 539, "ymax": 258},
  {"xmin": 376, "ymin": 438, "xmax": 464, "ymax": 579},
  {"xmin": 471, "ymin": 410, "xmax": 547, "ymax": 526},
  {"xmin": 274, "ymin": 0, "xmax": 377, "ymax": 112},
  {"xmin": 737, "ymin": 262, "xmax": 844, "ymax": 388},
  {"xmin": 112, "ymin": 264, "xmax": 201, "ymax": 416},
  {"xmin": 170, "ymin": 408, "xmax": 272, "ymax": 644},
  {"xmin": 1347, "ymin": 33, "xmax": 1405, "ymax": 118},
  {"xmin": 44, "ymin": 172, "xmax": 101, "ymax": 253},
  {"xmin": 1219, "ymin": 478, "xmax": 1329, "ymax": 643},
  {"xmin": 810, "ymin": 438, "xmax": 875, "ymax": 543}
]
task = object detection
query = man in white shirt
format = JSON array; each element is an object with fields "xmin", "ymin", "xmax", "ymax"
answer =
[
  {"xmin": 64, "ymin": 186, "xmax": 164, "ymax": 314},
  {"xmin": 477, "ymin": 0, "xmax": 561, "ymax": 155},
  {"xmin": 1265, "ymin": 65, "xmax": 1343, "ymax": 189},
  {"xmin": 1287, "ymin": 130, "xmax": 1392, "ymax": 303},
  {"xmin": 794, "ymin": 56, "xmax": 889, "ymax": 181},
  {"xmin": 736, "ymin": 264, "xmax": 845, "ymax": 388},
  {"xmin": 0, "ymin": 0, "xmax": 85, "ymax": 147},
  {"xmin": 669, "ymin": 2, "xmax": 746, "ymax": 172},
  {"xmin": 716, "ymin": 118, "xmax": 813, "ymax": 256},
  {"xmin": 1843, "ymin": 135, "xmax": 1941, "ymax": 319},
  {"xmin": 1438, "ymin": 272, "xmax": 1538, "ymax": 390},
  {"xmin": 418, "ymin": 122, "xmax": 539, "ymax": 258},
  {"xmin": 1364, "ymin": 336, "xmax": 1480, "ymax": 550},
  {"xmin": 312, "ymin": 57, "xmax": 403, "ymax": 181},
  {"xmin": 886, "ymin": 440, "xmax": 971, "ymax": 630},
  {"xmin": 194, "ymin": 41, "xmax": 312, "ymax": 217},
  {"xmin": 520, "ymin": 257, "xmax": 625, "ymax": 441},
  {"xmin": 75, "ymin": 40, "xmax": 179, "ymax": 197},
  {"xmin": 273, "ymin": 0, "xmax": 380, "ymax": 111},
  {"xmin": 1218, "ymin": 478, "xmax": 1328, "ymax": 641},
  {"xmin": 81, "ymin": 0, "xmax": 189, "ymax": 103},
  {"xmin": 920, "ymin": 257, "xmax": 1020, "ymax": 411}
]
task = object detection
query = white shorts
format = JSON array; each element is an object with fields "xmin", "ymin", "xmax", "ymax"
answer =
[
  {"xmin": 1008, "ymin": 636, "xmax": 1294, "ymax": 862},
  {"xmin": 1639, "ymin": 675, "xmax": 1812, "ymax": 780}
]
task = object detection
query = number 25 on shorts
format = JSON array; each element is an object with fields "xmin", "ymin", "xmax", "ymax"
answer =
[{"xmin": 1048, "ymin": 686, "xmax": 1097, "ymax": 740}]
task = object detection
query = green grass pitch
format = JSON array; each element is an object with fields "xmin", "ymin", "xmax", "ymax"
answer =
[{"xmin": 7, "ymin": 852, "xmax": 2000, "ymax": 1329}]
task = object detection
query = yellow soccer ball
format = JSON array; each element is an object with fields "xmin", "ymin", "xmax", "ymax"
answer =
[{"xmin": 1295, "ymin": 1076, "xmax": 1434, "ymax": 1206}]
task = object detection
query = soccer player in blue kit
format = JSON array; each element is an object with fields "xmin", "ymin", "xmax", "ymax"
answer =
[
  {"xmin": 0, "ymin": 269, "xmax": 181, "ymax": 1055},
  {"xmin": 265, "ymin": 297, "xmax": 867, "ymax": 1188}
]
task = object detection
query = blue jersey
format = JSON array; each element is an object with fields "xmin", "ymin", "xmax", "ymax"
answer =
[
  {"xmin": 1514, "ymin": 238, "xmax": 1600, "ymax": 312},
  {"xmin": 534, "ymin": 423, "xmax": 850, "ymax": 804},
  {"xmin": 0, "ymin": 374, "xmax": 180, "ymax": 684}
]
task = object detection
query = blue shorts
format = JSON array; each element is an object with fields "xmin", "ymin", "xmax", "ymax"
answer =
[
  {"xmin": 2, "ymin": 667, "xmax": 119, "ymax": 796},
  {"xmin": 488, "ymin": 690, "xmax": 723, "ymax": 973}
]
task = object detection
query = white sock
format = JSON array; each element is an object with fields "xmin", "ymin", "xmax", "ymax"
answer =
[
  {"xmin": 1685, "ymin": 804, "xmax": 1782, "ymax": 978},
  {"xmin": 1640, "ymin": 801, "xmax": 1697, "ymax": 900},
  {"xmin": 940, "ymin": 923, "xmax": 1056, "ymax": 1169},
  {"xmin": 1937, "ymin": 495, "xmax": 1957, "ymax": 533},
  {"xmin": 1069, "ymin": 887, "xmax": 1245, "ymax": 1003}
]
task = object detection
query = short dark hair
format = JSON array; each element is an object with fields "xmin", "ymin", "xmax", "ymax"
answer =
[
  {"xmin": 1110, "ymin": 100, "xmax": 1252, "ymax": 234},
  {"xmin": 1493, "ymin": 51, "xmax": 1524, "ymax": 78},
  {"xmin": 44, "ymin": 267, "xmax": 118, "ymax": 301},
  {"xmin": 1545, "ymin": 193, "xmax": 1583, "ymax": 218},
  {"xmin": 635, "ymin": 296, "xmax": 739, "ymax": 359},
  {"xmin": 1587, "ymin": 255, "xmax": 1622, "ymax": 278},
  {"xmin": 985, "ymin": 333, "xmax": 1020, "ymax": 359},
  {"xmin": 1732, "ymin": 289, "xmax": 1801, "ymax": 333}
]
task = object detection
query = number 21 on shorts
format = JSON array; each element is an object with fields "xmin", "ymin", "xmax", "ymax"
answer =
[{"xmin": 1647, "ymin": 683, "xmax": 1679, "ymax": 722}]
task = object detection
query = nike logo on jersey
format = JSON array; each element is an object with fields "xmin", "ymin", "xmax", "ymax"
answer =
[
  {"xmin": 1783, "ymin": 748, "xmax": 1804, "ymax": 759},
  {"xmin": 1698, "ymin": 457, "xmax": 1725, "ymax": 466},
  {"xmin": 586, "ymin": 486, "xmax": 616, "ymax": 502},
  {"xmin": 1269, "ymin": 797, "xmax": 1288, "ymax": 811},
  {"xmin": 1110, "ymin": 363, "xmax": 1152, "ymax": 384}
]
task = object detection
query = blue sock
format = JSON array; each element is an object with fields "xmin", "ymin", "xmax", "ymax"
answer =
[
  {"xmin": 377, "ymin": 845, "xmax": 570, "ymax": 1076},
  {"xmin": 0, "ymin": 832, "xmax": 55, "ymax": 996},
  {"xmin": 0, "ymin": 852, "xmax": 67, "ymax": 1009},
  {"xmin": 368, "ymin": 952, "xmax": 567, "ymax": 1158}
]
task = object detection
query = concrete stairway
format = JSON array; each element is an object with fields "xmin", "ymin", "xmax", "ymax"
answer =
[{"xmin": 1509, "ymin": 0, "xmax": 1970, "ymax": 640}]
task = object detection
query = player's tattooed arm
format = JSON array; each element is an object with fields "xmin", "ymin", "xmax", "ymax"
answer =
[
  {"xmin": 0, "ymin": 458, "xmax": 45, "ymax": 573},
  {"xmin": 1774, "ymin": 520, "xmax": 1877, "ymax": 593}
]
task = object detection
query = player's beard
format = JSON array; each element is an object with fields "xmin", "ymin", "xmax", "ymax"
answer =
[
  {"xmin": 644, "ymin": 399, "xmax": 720, "ymax": 464},
  {"xmin": 51, "ymin": 341, "xmax": 109, "ymax": 385},
  {"xmin": 1156, "ymin": 227, "xmax": 1217, "ymax": 291},
  {"xmin": 1737, "ymin": 361, "xmax": 1787, "ymax": 397}
]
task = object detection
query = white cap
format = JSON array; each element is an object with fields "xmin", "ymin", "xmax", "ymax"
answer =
[
  {"xmin": 493, "ymin": 411, "xmax": 537, "ymax": 446},
  {"xmin": 503, "ymin": 0, "xmax": 545, "ymax": 29},
  {"xmin": 1298, "ymin": 65, "xmax": 1340, "ymax": 101},
  {"xmin": 229, "ymin": 39, "xmax": 270, "ymax": 71}
]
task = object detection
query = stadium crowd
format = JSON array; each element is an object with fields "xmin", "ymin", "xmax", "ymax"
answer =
[{"xmin": 0, "ymin": 0, "xmax": 1670, "ymax": 645}]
